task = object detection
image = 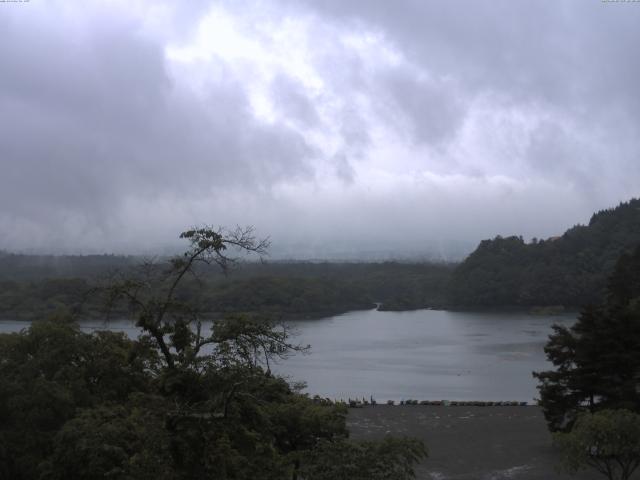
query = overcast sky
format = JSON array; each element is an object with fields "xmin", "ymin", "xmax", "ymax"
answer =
[{"xmin": 1, "ymin": 0, "xmax": 639, "ymax": 258}]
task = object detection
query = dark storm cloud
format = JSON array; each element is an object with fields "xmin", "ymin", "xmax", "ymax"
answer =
[
  {"xmin": 1, "ymin": 0, "xmax": 639, "ymax": 255},
  {"xmin": 294, "ymin": 0, "xmax": 640, "ymax": 179},
  {"xmin": 376, "ymin": 68, "xmax": 464, "ymax": 146},
  {"xmin": 293, "ymin": 0, "xmax": 634, "ymax": 104},
  {"xmin": 0, "ymin": 2, "xmax": 316, "ymax": 250},
  {"xmin": 270, "ymin": 73, "xmax": 320, "ymax": 128}
]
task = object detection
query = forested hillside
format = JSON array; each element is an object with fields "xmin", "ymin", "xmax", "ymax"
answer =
[
  {"xmin": 449, "ymin": 198, "xmax": 640, "ymax": 308},
  {"xmin": 534, "ymin": 243, "xmax": 640, "ymax": 431},
  {"xmin": 0, "ymin": 260, "xmax": 453, "ymax": 320},
  {"xmin": 4, "ymin": 199, "xmax": 640, "ymax": 317}
]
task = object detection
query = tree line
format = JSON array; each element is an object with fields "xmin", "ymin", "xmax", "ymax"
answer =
[
  {"xmin": 0, "ymin": 260, "xmax": 454, "ymax": 321},
  {"xmin": 4, "ymin": 199, "xmax": 640, "ymax": 316},
  {"xmin": 535, "ymin": 244, "xmax": 640, "ymax": 480},
  {"xmin": 449, "ymin": 198, "xmax": 640, "ymax": 308}
]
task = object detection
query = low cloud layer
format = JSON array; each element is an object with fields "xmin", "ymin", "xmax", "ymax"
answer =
[{"xmin": 1, "ymin": 1, "xmax": 639, "ymax": 258}]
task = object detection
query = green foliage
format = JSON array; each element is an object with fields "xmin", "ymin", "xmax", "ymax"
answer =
[
  {"xmin": 554, "ymin": 409, "xmax": 640, "ymax": 480},
  {"xmin": 42, "ymin": 400, "xmax": 173, "ymax": 480},
  {"xmin": 203, "ymin": 276, "xmax": 375, "ymax": 318},
  {"xmin": 0, "ymin": 314, "xmax": 353, "ymax": 480},
  {"xmin": 0, "ymin": 227, "xmax": 428, "ymax": 479},
  {"xmin": 0, "ymin": 261, "xmax": 453, "ymax": 321},
  {"xmin": 0, "ymin": 279, "xmax": 91, "ymax": 320},
  {"xmin": 534, "ymin": 245, "xmax": 640, "ymax": 431},
  {"xmin": 450, "ymin": 198, "xmax": 640, "ymax": 307},
  {"xmin": 0, "ymin": 317, "xmax": 157, "ymax": 480}
]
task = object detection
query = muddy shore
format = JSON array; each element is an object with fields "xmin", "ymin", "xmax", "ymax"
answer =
[{"xmin": 347, "ymin": 405, "xmax": 604, "ymax": 480}]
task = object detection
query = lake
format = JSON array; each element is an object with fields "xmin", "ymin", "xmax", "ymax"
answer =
[
  {"xmin": 279, "ymin": 308, "xmax": 574, "ymax": 403},
  {"xmin": 0, "ymin": 308, "xmax": 574, "ymax": 403}
]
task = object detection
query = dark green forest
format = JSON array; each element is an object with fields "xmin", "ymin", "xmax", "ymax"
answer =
[
  {"xmin": 534, "ymin": 244, "xmax": 640, "ymax": 431},
  {"xmin": 2, "ymin": 198, "xmax": 640, "ymax": 319},
  {"xmin": 532, "ymin": 244, "xmax": 640, "ymax": 480},
  {"xmin": 0, "ymin": 315, "xmax": 425, "ymax": 480},
  {"xmin": 0, "ymin": 259, "xmax": 453, "ymax": 320},
  {"xmin": 0, "ymin": 228, "xmax": 427, "ymax": 480},
  {"xmin": 449, "ymin": 198, "xmax": 640, "ymax": 308}
]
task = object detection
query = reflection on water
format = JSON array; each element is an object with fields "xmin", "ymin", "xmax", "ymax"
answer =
[{"xmin": 0, "ymin": 309, "xmax": 574, "ymax": 402}]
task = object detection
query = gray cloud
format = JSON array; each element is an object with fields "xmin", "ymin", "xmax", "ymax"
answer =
[
  {"xmin": 1, "ymin": 0, "xmax": 639, "ymax": 256},
  {"xmin": 377, "ymin": 68, "xmax": 464, "ymax": 146},
  {"xmin": 293, "ymin": 0, "xmax": 640, "ymax": 180},
  {"xmin": 0, "ymin": 2, "xmax": 316, "ymax": 250},
  {"xmin": 270, "ymin": 73, "xmax": 320, "ymax": 127}
]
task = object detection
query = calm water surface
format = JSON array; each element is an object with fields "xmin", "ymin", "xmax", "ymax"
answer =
[
  {"xmin": 0, "ymin": 309, "xmax": 574, "ymax": 402},
  {"xmin": 277, "ymin": 309, "xmax": 574, "ymax": 403}
]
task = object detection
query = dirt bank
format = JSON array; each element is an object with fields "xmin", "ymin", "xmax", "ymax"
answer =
[{"xmin": 347, "ymin": 405, "xmax": 604, "ymax": 480}]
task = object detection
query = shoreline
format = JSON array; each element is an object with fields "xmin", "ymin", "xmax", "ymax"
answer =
[
  {"xmin": 347, "ymin": 405, "xmax": 600, "ymax": 480},
  {"xmin": 0, "ymin": 304, "xmax": 580, "ymax": 324}
]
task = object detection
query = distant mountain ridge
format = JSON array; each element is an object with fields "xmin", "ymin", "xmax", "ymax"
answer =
[{"xmin": 449, "ymin": 198, "xmax": 640, "ymax": 308}]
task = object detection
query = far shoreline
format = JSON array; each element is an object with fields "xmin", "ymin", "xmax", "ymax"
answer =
[{"xmin": 0, "ymin": 304, "xmax": 580, "ymax": 324}]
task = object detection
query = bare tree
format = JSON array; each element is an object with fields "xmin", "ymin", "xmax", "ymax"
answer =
[{"xmin": 103, "ymin": 226, "xmax": 272, "ymax": 369}]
